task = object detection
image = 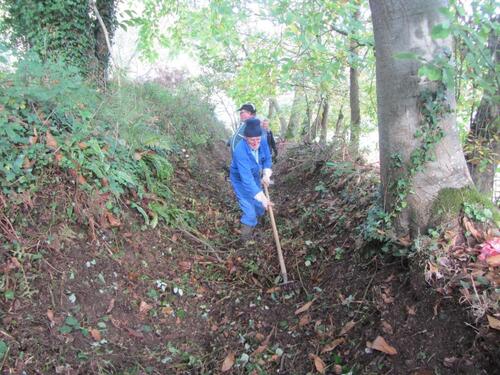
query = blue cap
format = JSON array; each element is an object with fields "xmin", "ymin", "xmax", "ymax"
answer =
[{"xmin": 244, "ymin": 118, "xmax": 262, "ymax": 137}]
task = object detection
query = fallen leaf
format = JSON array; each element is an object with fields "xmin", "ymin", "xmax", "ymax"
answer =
[
  {"xmin": 252, "ymin": 327, "xmax": 275, "ymax": 355},
  {"xmin": 299, "ymin": 314, "xmax": 311, "ymax": 327},
  {"xmin": 266, "ymin": 286, "xmax": 281, "ymax": 293},
  {"xmin": 162, "ymin": 306, "xmax": 174, "ymax": 316},
  {"xmin": 106, "ymin": 298, "xmax": 115, "ymax": 314},
  {"xmin": 339, "ymin": 320, "xmax": 355, "ymax": 336},
  {"xmin": 221, "ymin": 352, "xmax": 235, "ymax": 372},
  {"xmin": 308, "ymin": 354, "xmax": 326, "ymax": 374},
  {"xmin": 381, "ymin": 320, "xmax": 393, "ymax": 335},
  {"xmin": 370, "ymin": 336, "xmax": 397, "ymax": 355},
  {"xmin": 406, "ymin": 305, "xmax": 417, "ymax": 315},
  {"xmin": 139, "ymin": 301, "xmax": 152, "ymax": 315},
  {"xmin": 125, "ymin": 326, "xmax": 144, "ymax": 338},
  {"xmin": 295, "ymin": 299, "xmax": 315, "ymax": 315},
  {"xmin": 29, "ymin": 135, "xmax": 38, "ymax": 145},
  {"xmin": 443, "ymin": 357, "xmax": 457, "ymax": 368},
  {"xmin": 487, "ymin": 315, "xmax": 500, "ymax": 330},
  {"xmin": 334, "ymin": 364, "xmax": 343, "ymax": 374},
  {"xmin": 321, "ymin": 338, "xmax": 345, "ymax": 353},
  {"xmin": 178, "ymin": 261, "xmax": 192, "ymax": 272},
  {"xmin": 47, "ymin": 309, "xmax": 55, "ymax": 326},
  {"xmin": 255, "ymin": 332, "xmax": 265, "ymax": 342},
  {"xmin": 78, "ymin": 142, "xmax": 88, "ymax": 150},
  {"xmin": 463, "ymin": 217, "xmax": 483, "ymax": 241},
  {"xmin": 106, "ymin": 211, "xmax": 121, "ymax": 227},
  {"xmin": 23, "ymin": 157, "xmax": 35, "ymax": 169},
  {"xmin": 398, "ymin": 235, "xmax": 411, "ymax": 247},
  {"xmin": 486, "ymin": 254, "xmax": 500, "ymax": 267},
  {"xmin": 90, "ymin": 328, "xmax": 101, "ymax": 341},
  {"xmin": 54, "ymin": 152, "xmax": 63, "ymax": 163},
  {"xmin": 46, "ymin": 130, "xmax": 58, "ymax": 150},
  {"xmin": 77, "ymin": 174, "xmax": 87, "ymax": 185},
  {"xmin": 381, "ymin": 292, "xmax": 394, "ymax": 304}
]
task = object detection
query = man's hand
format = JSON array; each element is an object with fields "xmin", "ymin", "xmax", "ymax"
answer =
[
  {"xmin": 254, "ymin": 191, "xmax": 273, "ymax": 210},
  {"xmin": 261, "ymin": 168, "xmax": 273, "ymax": 187}
]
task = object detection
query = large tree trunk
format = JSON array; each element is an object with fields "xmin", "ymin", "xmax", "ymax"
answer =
[
  {"xmin": 94, "ymin": 0, "xmax": 117, "ymax": 85},
  {"xmin": 465, "ymin": 22, "xmax": 499, "ymax": 198},
  {"xmin": 349, "ymin": 10, "xmax": 361, "ymax": 156},
  {"xmin": 319, "ymin": 98, "xmax": 330, "ymax": 145},
  {"xmin": 269, "ymin": 97, "xmax": 288, "ymax": 139},
  {"xmin": 370, "ymin": 0, "xmax": 472, "ymax": 236}
]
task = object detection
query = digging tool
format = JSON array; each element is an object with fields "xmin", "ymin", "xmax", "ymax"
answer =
[{"xmin": 263, "ymin": 185, "xmax": 292, "ymax": 286}]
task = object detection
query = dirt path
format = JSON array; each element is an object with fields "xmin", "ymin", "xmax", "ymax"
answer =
[{"xmin": 0, "ymin": 142, "xmax": 496, "ymax": 374}]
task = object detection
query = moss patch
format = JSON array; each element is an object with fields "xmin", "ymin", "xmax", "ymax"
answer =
[{"xmin": 431, "ymin": 187, "xmax": 500, "ymax": 226}]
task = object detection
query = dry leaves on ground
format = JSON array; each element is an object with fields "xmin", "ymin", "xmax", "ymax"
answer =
[{"xmin": 221, "ymin": 352, "xmax": 235, "ymax": 372}]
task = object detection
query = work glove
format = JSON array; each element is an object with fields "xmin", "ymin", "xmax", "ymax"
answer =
[
  {"xmin": 261, "ymin": 168, "xmax": 273, "ymax": 187},
  {"xmin": 254, "ymin": 191, "xmax": 272, "ymax": 210}
]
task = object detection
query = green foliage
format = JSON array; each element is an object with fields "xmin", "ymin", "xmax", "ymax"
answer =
[
  {"xmin": 1, "ymin": 0, "xmax": 117, "ymax": 80},
  {"xmin": 0, "ymin": 54, "xmax": 222, "ymax": 228},
  {"xmin": 431, "ymin": 187, "xmax": 500, "ymax": 226}
]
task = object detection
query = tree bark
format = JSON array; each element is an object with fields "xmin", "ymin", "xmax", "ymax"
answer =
[
  {"xmin": 285, "ymin": 88, "xmax": 303, "ymax": 140},
  {"xmin": 93, "ymin": 0, "xmax": 117, "ymax": 85},
  {"xmin": 269, "ymin": 97, "xmax": 288, "ymax": 139},
  {"xmin": 349, "ymin": 10, "xmax": 361, "ymax": 156},
  {"xmin": 334, "ymin": 106, "xmax": 344, "ymax": 141},
  {"xmin": 320, "ymin": 97, "xmax": 330, "ymax": 145},
  {"xmin": 370, "ymin": 0, "xmax": 472, "ymax": 236},
  {"xmin": 310, "ymin": 97, "xmax": 323, "ymax": 142},
  {"xmin": 465, "ymin": 21, "xmax": 499, "ymax": 198}
]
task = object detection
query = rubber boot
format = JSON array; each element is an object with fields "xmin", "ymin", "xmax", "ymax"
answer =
[{"xmin": 240, "ymin": 224, "xmax": 254, "ymax": 242}]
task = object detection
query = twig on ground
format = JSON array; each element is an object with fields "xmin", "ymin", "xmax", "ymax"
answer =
[
  {"xmin": 177, "ymin": 228, "xmax": 223, "ymax": 262},
  {"xmin": 355, "ymin": 269, "xmax": 377, "ymax": 317}
]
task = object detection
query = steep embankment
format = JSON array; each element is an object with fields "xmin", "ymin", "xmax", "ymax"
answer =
[{"xmin": 1, "ymin": 137, "xmax": 497, "ymax": 374}]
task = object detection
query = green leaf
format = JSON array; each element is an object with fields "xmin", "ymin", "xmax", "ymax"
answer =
[
  {"xmin": 4, "ymin": 290, "xmax": 14, "ymax": 300},
  {"xmin": 431, "ymin": 24, "xmax": 451, "ymax": 39},
  {"xmin": 418, "ymin": 65, "xmax": 441, "ymax": 81},
  {"xmin": 131, "ymin": 202, "xmax": 150, "ymax": 225},
  {"xmin": 65, "ymin": 316, "xmax": 80, "ymax": 327},
  {"xmin": 393, "ymin": 52, "xmax": 418, "ymax": 60},
  {"xmin": 59, "ymin": 325, "xmax": 73, "ymax": 334},
  {"xmin": 0, "ymin": 340, "xmax": 8, "ymax": 358}
]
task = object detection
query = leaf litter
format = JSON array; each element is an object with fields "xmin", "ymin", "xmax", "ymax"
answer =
[{"xmin": 0, "ymin": 142, "xmax": 497, "ymax": 374}]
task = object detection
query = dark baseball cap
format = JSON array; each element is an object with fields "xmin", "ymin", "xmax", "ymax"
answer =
[{"xmin": 237, "ymin": 103, "xmax": 256, "ymax": 114}]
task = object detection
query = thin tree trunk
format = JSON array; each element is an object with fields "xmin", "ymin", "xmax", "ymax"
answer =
[
  {"xmin": 310, "ymin": 97, "xmax": 323, "ymax": 142},
  {"xmin": 92, "ymin": 0, "xmax": 117, "ymax": 85},
  {"xmin": 269, "ymin": 97, "xmax": 288, "ymax": 139},
  {"xmin": 370, "ymin": 0, "xmax": 472, "ymax": 235},
  {"xmin": 349, "ymin": 9, "xmax": 361, "ymax": 156},
  {"xmin": 285, "ymin": 88, "xmax": 303, "ymax": 140},
  {"xmin": 466, "ymin": 20, "xmax": 499, "ymax": 198},
  {"xmin": 302, "ymin": 94, "xmax": 312, "ymax": 143},
  {"xmin": 320, "ymin": 97, "xmax": 330, "ymax": 145},
  {"xmin": 334, "ymin": 106, "xmax": 344, "ymax": 140}
]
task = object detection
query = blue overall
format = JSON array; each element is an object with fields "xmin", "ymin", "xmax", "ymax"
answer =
[{"xmin": 230, "ymin": 139, "xmax": 272, "ymax": 227}]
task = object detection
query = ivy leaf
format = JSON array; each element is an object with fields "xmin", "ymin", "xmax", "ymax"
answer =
[
  {"xmin": 431, "ymin": 24, "xmax": 451, "ymax": 39},
  {"xmin": 393, "ymin": 52, "xmax": 418, "ymax": 60},
  {"xmin": 418, "ymin": 65, "xmax": 441, "ymax": 81},
  {"xmin": 0, "ymin": 340, "xmax": 8, "ymax": 359}
]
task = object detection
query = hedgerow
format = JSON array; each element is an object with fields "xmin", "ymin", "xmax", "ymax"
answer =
[{"xmin": 0, "ymin": 54, "xmax": 223, "ymax": 230}]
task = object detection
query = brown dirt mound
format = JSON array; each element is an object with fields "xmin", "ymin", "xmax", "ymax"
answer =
[{"xmin": 0, "ymin": 142, "xmax": 497, "ymax": 374}]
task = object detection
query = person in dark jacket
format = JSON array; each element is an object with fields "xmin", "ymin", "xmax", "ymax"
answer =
[
  {"xmin": 261, "ymin": 118, "xmax": 278, "ymax": 161},
  {"xmin": 230, "ymin": 118, "xmax": 273, "ymax": 241}
]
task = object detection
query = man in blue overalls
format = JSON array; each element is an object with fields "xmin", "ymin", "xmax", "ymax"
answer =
[{"xmin": 230, "ymin": 118, "xmax": 273, "ymax": 241}]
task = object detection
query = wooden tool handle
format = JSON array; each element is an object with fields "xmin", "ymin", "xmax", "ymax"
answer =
[{"xmin": 264, "ymin": 185, "xmax": 288, "ymax": 283}]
